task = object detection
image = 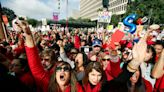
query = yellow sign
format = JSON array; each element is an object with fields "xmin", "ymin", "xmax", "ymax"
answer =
[
  {"xmin": 136, "ymin": 25, "xmax": 143, "ymax": 35},
  {"xmin": 107, "ymin": 25, "xmax": 113, "ymax": 31}
]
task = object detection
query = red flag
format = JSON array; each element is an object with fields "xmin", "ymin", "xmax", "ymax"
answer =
[{"xmin": 2, "ymin": 15, "xmax": 8, "ymax": 25}]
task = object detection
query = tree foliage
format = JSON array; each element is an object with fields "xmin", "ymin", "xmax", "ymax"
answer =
[
  {"xmin": 47, "ymin": 17, "xmax": 96, "ymax": 28},
  {"xmin": 124, "ymin": 0, "xmax": 164, "ymax": 24},
  {"xmin": 27, "ymin": 18, "xmax": 39, "ymax": 27},
  {"xmin": 2, "ymin": 7, "xmax": 16, "ymax": 25}
]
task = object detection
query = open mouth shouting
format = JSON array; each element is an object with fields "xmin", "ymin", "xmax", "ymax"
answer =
[
  {"xmin": 56, "ymin": 65, "xmax": 71, "ymax": 85},
  {"xmin": 60, "ymin": 73, "xmax": 65, "ymax": 81}
]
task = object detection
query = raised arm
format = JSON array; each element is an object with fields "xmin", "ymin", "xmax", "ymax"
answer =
[
  {"xmin": 127, "ymin": 28, "xmax": 150, "ymax": 73},
  {"xmin": 57, "ymin": 40, "xmax": 75, "ymax": 69},
  {"xmin": 152, "ymin": 49, "xmax": 164, "ymax": 78},
  {"xmin": 15, "ymin": 19, "xmax": 50, "ymax": 85}
]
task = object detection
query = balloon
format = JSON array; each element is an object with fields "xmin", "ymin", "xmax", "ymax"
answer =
[
  {"xmin": 137, "ymin": 16, "xmax": 148, "ymax": 25},
  {"xmin": 137, "ymin": 18, "xmax": 142, "ymax": 25},
  {"xmin": 141, "ymin": 16, "xmax": 148, "ymax": 23},
  {"xmin": 133, "ymin": 38, "xmax": 139, "ymax": 43},
  {"xmin": 123, "ymin": 14, "xmax": 137, "ymax": 34}
]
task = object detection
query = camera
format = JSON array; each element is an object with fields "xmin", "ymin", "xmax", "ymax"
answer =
[{"xmin": 80, "ymin": 46, "xmax": 92, "ymax": 54}]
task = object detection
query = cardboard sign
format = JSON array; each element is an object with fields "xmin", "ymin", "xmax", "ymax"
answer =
[
  {"xmin": 136, "ymin": 25, "xmax": 143, "ymax": 36},
  {"xmin": 107, "ymin": 25, "xmax": 113, "ymax": 32},
  {"xmin": 98, "ymin": 11, "xmax": 112, "ymax": 23},
  {"xmin": 108, "ymin": 30, "xmax": 125, "ymax": 49}
]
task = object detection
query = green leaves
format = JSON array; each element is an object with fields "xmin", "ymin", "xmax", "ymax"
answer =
[
  {"xmin": 2, "ymin": 7, "xmax": 16, "ymax": 26},
  {"xmin": 124, "ymin": 0, "xmax": 163, "ymax": 24}
]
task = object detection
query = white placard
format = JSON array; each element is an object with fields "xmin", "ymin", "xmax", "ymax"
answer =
[{"xmin": 98, "ymin": 11, "xmax": 112, "ymax": 23}]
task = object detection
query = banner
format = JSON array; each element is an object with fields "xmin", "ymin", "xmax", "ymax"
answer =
[
  {"xmin": 98, "ymin": 11, "xmax": 112, "ymax": 23},
  {"xmin": 53, "ymin": 12, "xmax": 59, "ymax": 21},
  {"xmin": 42, "ymin": 18, "xmax": 47, "ymax": 26}
]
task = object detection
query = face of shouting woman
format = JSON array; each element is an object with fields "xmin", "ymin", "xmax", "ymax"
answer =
[{"xmin": 56, "ymin": 64, "xmax": 71, "ymax": 86}]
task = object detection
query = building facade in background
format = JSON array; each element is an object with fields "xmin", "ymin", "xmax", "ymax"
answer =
[
  {"xmin": 71, "ymin": 9, "xmax": 80, "ymax": 19},
  {"xmin": 80, "ymin": 0, "xmax": 128, "ymax": 21}
]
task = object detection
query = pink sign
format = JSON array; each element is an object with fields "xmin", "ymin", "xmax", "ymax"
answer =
[{"xmin": 53, "ymin": 12, "xmax": 59, "ymax": 21}]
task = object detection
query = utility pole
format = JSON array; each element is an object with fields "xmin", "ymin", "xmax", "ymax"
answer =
[
  {"xmin": 148, "ymin": 8, "xmax": 153, "ymax": 25},
  {"xmin": 0, "ymin": 2, "xmax": 6, "ymax": 40},
  {"xmin": 102, "ymin": 0, "xmax": 109, "ymax": 11},
  {"xmin": 65, "ymin": 0, "xmax": 68, "ymax": 34}
]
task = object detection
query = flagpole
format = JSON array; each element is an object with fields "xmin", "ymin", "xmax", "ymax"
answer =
[
  {"xmin": 2, "ymin": 22, "xmax": 8, "ymax": 41},
  {"xmin": 66, "ymin": 0, "xmax": 68, "ymax": 33}
]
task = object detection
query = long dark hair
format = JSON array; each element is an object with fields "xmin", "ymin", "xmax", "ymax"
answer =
[
  {"xmin": 147, "ymin": 45, "xmax": 156, "ymax": 64},
  {"xmin": 82, "ymin": 61, "xmax": 105, "ymax": 85},
  {"xmin": 48, "ymin": 61, "xmax": 78, "ymax": 92},
  {"xmin": 127, "ymin": 67, "xmax": 146, "ymax": 92},
  {"xmin": 76, "ymin": 52, "xmax": 88, "ymax": 68}
]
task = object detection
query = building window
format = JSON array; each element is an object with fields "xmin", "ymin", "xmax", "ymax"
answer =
[{"xmin": 124, "ymin": 5, "xmax": 127, "ymax": 10}]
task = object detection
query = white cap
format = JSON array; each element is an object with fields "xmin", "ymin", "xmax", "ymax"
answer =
[{"xmin": 150, "ymin": 24, "xmax": 160, "ymax": 30}]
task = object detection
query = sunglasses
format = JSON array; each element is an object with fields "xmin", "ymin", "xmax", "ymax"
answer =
[
  {"xmin": 56, "ymin": 66, "xmax": 70, "ymax": 72},
  {"xmin": 70, "ymin": 52, "xmax": 77, "ymax": 54},
  {"xmin": 102, "ymin": 58, "xmax": 110, "ymax": 61}
]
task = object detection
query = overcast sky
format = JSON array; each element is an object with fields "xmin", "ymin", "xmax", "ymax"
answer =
[{"xmin": 1, "ymin": 0, "xmax": 80, "ymax": 20}]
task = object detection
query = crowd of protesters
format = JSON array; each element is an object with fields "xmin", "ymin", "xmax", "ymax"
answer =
[{"xmin": 0, "ymin": 18, "xmax": 164, "ymax": 92}]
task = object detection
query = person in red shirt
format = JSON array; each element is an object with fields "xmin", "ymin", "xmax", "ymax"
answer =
[
  {"xmin": 100, "ymin": 53, "xmax": 113, "ymax": 81},
  {"xmin": 82, "ymin": 61, "xmax": 105, "ymax": 92},
  {"xmin": 16, "ymin": 19, "xmax": 83, "ymax": 92},
  {"xmin": 48, "ymin": 61, "xmax": 83, "ymax": 92},
  {"xmin": 9, "ymin": 58, "xmax": 36, "ymax": 91},
  {"xmin": 39, "ymin": 49, "xmax": 58, "ymax": 75},
  {"xmin": 73, "ymin": 28, "xmax": 81, "ymax": 49},
  {"xmin": 109, "ymin": 49, "xmax": 122, "ymax": 78}
]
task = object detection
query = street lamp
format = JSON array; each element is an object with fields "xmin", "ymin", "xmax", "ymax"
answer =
[{"xmin": 102, "ymin": 0, "xmax": 109, "ymax": 10}]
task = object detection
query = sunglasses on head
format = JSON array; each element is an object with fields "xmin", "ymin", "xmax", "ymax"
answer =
[
  {"xmin": 102, "ymin": 58, "xmax": 110, "ymax": 61},
  {"xmin": 56, "ymin": 66, "xmax": 70, "ymax": 72}
]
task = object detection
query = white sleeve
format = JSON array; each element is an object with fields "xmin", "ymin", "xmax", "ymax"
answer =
[{"xmin": 60, "ymin": 52, "xmax": 75, "ymax": 69}]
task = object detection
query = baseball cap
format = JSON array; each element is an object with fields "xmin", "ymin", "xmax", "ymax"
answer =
[{"xmin": 92, "ymin": 39, "xmax": 102, "ymax": 47}]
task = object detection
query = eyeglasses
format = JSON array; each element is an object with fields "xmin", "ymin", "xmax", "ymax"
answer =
[
  {"xmin": 56, "ymin": 66, "xmax": 70, "ymax": 72},
  {"xmin": 102, "ymin": 58, "xmax": 110, "ymax": 61},
  {"xmin": 10, "ymin": 64, "xmax": 21, "ymax": 67},
  {"xmin": 41, "ymin": 58, "xmax": 50, "ymax": 61}
]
